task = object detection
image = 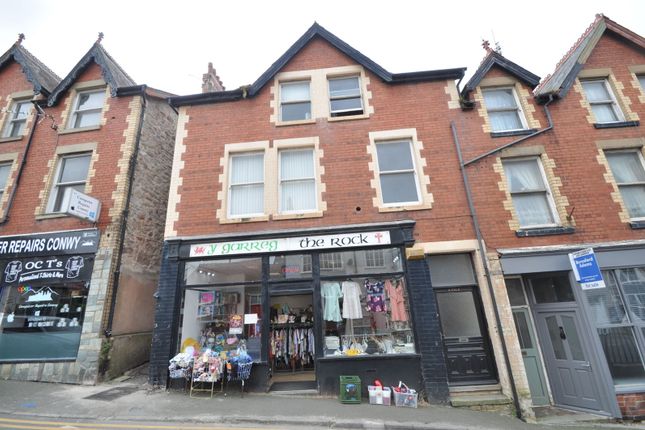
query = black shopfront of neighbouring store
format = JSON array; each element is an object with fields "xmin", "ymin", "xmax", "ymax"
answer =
[{"xmin": 149, "ymin": 221, "xmax": 451, "ymax": 402}]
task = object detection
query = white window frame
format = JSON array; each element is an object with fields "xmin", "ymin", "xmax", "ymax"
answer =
[
  {"xmin": 68, "ymin": 89, "xmax": 105, "ymax": 129},
  {"xmin": 364, "ymin": 249, "xmax": 385, "ymax": 268},
  {"xmin": 279, "ymin": 81, "xmax": 311, "ymax": 122},
  {"xmin": 605, "ymin": 149, "xmax": 645, "ymax": 221},
  {"xmin": 46, "ymin": 153, "xmax": 92, "ymax": 213},
  {"xmin": 580, "ymin": 78, "xmax": 625, "ymax": 124},
  {"xmin": 320, "ymin": 252, "xmax": 343, "ymax": 270},
  {"xmin": 502, "ymin": 156, "xmax": 560, "ymax": 229},
  {"xmin": 375, "ymin": 139, "xmax": 422, "ymax": 207},
  {"xmin": 2, "ymin": 100, "xmax": 31, "ymax": 138},
  {"xmin": 482, "ymin": 87, "xmax": 528, "ymax": 132},
  {"xmin": 328, "ymin": 75, "xmax": 363, "ymax": 117},
  {"xmin": 227, "ymin": 152, "xmax": 265, "ymax": 218},
  {"xmin": 278, "ymin": 148, "xmax": 317, "ymax": 214}
]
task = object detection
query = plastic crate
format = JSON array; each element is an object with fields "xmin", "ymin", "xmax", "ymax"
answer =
[
  {"xmin": 368, "ymin": 385, "xmax": 391, "ymax": 405},
  {"xmin": 339, "ymin": 375, "xmax": 361, "ymax": 404},
  {"xmin": 392, "ymin": 389, "xmax": 418, "ymax": 408}
]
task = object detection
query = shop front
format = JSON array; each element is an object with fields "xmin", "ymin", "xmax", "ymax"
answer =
[
  {"xmin": 500, "ymin": 242, "xmax": 645, "ymax": 418},
  {"xmin": 0, "ymin": 229, "xmax": 99, "ymax": 363},
  {"xmin": 150, "ymin": 221, "xmax": 449, "ymax": 400}
]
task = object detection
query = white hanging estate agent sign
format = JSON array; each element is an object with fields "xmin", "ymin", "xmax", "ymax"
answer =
[
  {"xmin": 568, "ymin": 248, "xmax": 606, "ymax": 290},
  {"xmin": 190, "ymin": 231, "xmax": 391, "ymax": 257},
  {"xmin": 64, "ymin": 189, "xmax": 101, "ymax": 223}
]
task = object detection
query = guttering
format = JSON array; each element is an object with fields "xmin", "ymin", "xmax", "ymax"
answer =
[
  {"xmin": 169, "ymin": 89, "xmax": 244, "ymax": 108},
  {"xmin": 450, "ymin": 121, "xmax": 522, "ymax": 420},
  {"xmin": 0, "ymin": 99, "xmax": 42, "ymax": 225},
  {"xmin": 464, "ymin": 96, "xmax": 554, "ymax": 167},
  {"xmin": 104, "ymin": 87, "xmax": 148, "ymax": 338},
  {"xmin": 389, "ymin": 67, "xmax": 466, "ymax": 83}
]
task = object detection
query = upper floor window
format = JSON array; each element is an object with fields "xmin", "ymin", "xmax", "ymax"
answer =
[
  {"xmin": 502, "ymin": 157, "xmax": 558, "ymax": 228},
  {"xmin": 328, "ymin": 76, "xmax": 363, "ymax": 117},
  {"xmin": 375, "ymin": 140, "xmax": 420, "ymax": 206},
  {"xmin": 228, "ymin": 152, "xmax": 264, "ymax": 217},
  {"xmin": 639, "ymin": 75, "xmax": 645, "ymax": 91},
  {"xmin": 2, "ymin": 101, "xmax": 31, "ymax": 138},
  {"xmin": 69, "ymin": 89, "xmax": 105, "ymax": 129},
  {"xmin": 605, "ymin": 150, "xmax": 645, "ymax": 220},
  {"xmin": 581, "ymin": 79, "xmax": 624, "ymax": 124},
  {"xmin": 0, "ymin": 162, "xmax": 12, "ymax": 200},
  {"xmin": 279, "ymin": 148, "xmax": 316, "ymax": 213},
  {"xmin": 280, "ymin": 81, "xmax": 311, "ymax": 122},
  {"xmin": 482, "ymin": 87, "xmax": 526, "ymax": 132},
  {"xmin": 47, "ymin": 153, "xmax": 92, "ymax": 213}
]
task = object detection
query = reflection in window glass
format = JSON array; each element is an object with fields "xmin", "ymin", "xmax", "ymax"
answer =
[
  {"xmin": 184, "ymin": 258, "xmax": 262, "ymax": 285},
  {"xmin": 598, "ymin": 327, "xmax": 645, "ymax": 385},
  {"xmin": 506, "ymin": 278, "xmax": 526, "ymax": 307},
  {"xmin": 584, "ymin": 271, "xmax": 628, "ymax": 325},
  {"xmin": 269, "ymin": 254, "xmax": 312, "ymax": 280},
  {"xmin": 427, "ymin": 253, "xmax": 476, "ymax": 287},
  {"xmin": 531, "ymin": 275, "xmax": 574, "ymax": 303},
  {"xmin": 561, "ymin": 315, "xmax": 585, "ymax": 361},
  {"xmin": 319, "ymin": 248, "xmax": 402, "ymax": 277},
  {"xmin": 513, "ymin": 311, "xmax": 533, "ymax": 349},
  {"xmin": 0, "ymin": 283, "xmax": 88, "ymax": 361},
  {"xmin": 436, "ymin": 291, "xmax": 481, "ymax": 338},
  {"xmin": 546, "ymin": 316, "xmax": 566, "ymax": 360},
  {"xmin": 617, "ymin": 268, "xmax": 645, "ymax": 324}
]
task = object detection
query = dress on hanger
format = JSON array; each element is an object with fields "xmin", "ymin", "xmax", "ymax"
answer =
[
  {"xmin": 342, "ymin": 280, "xmax": 363, "ymax": 319},
  {"xmin": 365, "ymin": 280, "xmax": 386, "ymax": 312},
  {"xmin": 385, "ymin": 279, "xmax": 408, "ymax": 322},
  {"xmin": 321, "ymin": 281, "xmax": 343, "ymax": 322}
]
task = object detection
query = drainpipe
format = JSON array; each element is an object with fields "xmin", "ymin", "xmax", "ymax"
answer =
[
  {"xmin": 451, "ymin": 121, "xmax": 523, "ymax": 419},
  {"xmin": 104, "ymin": 87, "xmax": 148, "ymax": 337},
  {"xmin": 0, "ymin": 99, "xmax": 44, "ymax": 225}
]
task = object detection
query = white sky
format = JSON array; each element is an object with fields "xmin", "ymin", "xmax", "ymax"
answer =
[{"xmin": 1, "ymin": 1, "xmax": 644, "ymax": 96}]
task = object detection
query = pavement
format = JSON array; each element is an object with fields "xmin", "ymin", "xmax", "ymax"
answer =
[{"xmin": 0, "ymin": 365, "xmax": 644, "ymax": 430}]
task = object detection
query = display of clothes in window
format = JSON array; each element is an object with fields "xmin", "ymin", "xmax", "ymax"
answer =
[
  {"xmin": 270, "ymin": 326, "xmax": 315, "ymax": 371},
  {"xmin": 321, "ymin": 281, "xmax": 342, "ymax": 322},
  {"xmin": 365, "ymin": 280, "xmax": 386, "ymax": 312},
  {"xmin": 385, "ymin": 279, "xmax": 408, "ymax": 322},
  {"xmin": 342, "ymin": 280, "xmax": 363, "ymax": 319}
]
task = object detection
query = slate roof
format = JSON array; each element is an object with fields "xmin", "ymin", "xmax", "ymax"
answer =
[
  {"xmin": 461, "ymin": 50, "xmax": 540, "ymax": 97},
  {"xmin": 48, "ymin": 42, "xmax": 136, "ymax": 106},
  {"xmin": 170, "ymin": 22, "xmax": 465, "ymax": 107},
  {"xmin": 0, "ymin": 42, "xmax": 61, "ymax": 95},
  {"xmin": 535, "ymin": 14, "xmax": 645, "ymax": 100}
]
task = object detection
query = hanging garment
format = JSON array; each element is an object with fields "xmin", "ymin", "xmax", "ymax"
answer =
[
  {"xmin": 385, "ymin": 279, "xmax": 408, "ymax": 322},
  {"xmin": 365, "ymin": 280, "xmax": 386, "ymax": 312},
  {"xmin": 342, "ymin": 280, "xmax": 363, "ymax": 319},
  {"xmin": 321, "ymin": 281, "xmax": 343, "ymax": 322}
]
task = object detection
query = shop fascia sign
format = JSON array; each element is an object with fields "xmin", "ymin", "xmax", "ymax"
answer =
[
  {"xmin": 0, "ymin": 229, "xmax": 99, "ymax": 259},
  {"xmin": 62, "ymin": 189, "xmax": 101, "ymax": 223},
  {"xmin": 568, "ymin": 248, "xmax": 605, "ymax": 290},
  {"xmin": 189, "ymin": 231, "xmax": 391, "ymax": 258}
]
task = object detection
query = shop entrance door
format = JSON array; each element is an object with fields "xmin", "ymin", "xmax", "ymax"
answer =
[
  {"xmin": 533, "ymin": 309, "xmax": 605, "ymax": 412},
  {"xmin": 268, "ymin": 287, "xmax": 316, "ymax": 390},
  {"xmin": 435, "ymin": 286, "xmax": 498, "ymax": 385}
]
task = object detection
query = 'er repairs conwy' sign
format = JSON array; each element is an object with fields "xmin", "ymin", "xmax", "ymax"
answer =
[{"xmin": 189, "ymin": 231, "xmax": 391, "ymax": 257}]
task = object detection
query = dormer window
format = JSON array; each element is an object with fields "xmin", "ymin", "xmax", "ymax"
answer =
[
  {"xmin": 280, "ymin": 81, "xmax": 311, "ymax": 122},
  {"xmin": 482, "ymin": 87, "xmax": 527, "ymax": 132},
  {"xmin": 69, "ymin": 89, "xmax": 105, "ymax": 129},
  {"xmin": 2, "ymin": 101, "xmax": 31, "ymax": 138},
  {"xmin": 581, "ymin": 79, "xmax": 624, "ymax": 124},
  {"xmin": 328, "ymin": 76, "xmax": 363, "ymax": 117}
]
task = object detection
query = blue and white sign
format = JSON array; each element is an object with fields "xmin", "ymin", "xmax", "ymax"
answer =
[{"xmin": 568, "ymin": 248, "xmax": 605, "ymax": 290}]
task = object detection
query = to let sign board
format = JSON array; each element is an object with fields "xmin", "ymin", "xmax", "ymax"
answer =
[{"xmin": 568, "ymin": 248, "xmax": 605, "ymax": 290}]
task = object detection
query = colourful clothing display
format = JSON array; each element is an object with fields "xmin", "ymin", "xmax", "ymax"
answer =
[
  {"xmin": 365, "ymin": 280, "xmax": 386, "ymax": 312},
  {"xmin": 342, "ymin": 281, "xmax": 363, "ymax": 319},
  {"xmin": 385, "ymin": 279, "xmax": 408, "ymax": 321},
  {"xmin": 321, "ymin": 282, "xmax": 343, "ymax": 322}
]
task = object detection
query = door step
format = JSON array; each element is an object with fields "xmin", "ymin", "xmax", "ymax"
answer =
[
  {"xmin": 450, "ymin": 393, "xmax": 512, "ymax": 407},
  {"xmin": 268, "ymin": 380, "xmax": 318, "ymax": 396}
]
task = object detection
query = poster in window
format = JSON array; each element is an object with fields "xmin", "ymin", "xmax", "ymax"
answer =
[{"xmin": 229, "ymin": 314, "xmax": 243, "ymax": 334}]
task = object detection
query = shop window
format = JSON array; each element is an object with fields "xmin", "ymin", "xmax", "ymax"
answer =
[
  {"xmin": 2, "ymin": 100, "xmax": 31, "ymax": 138},
  {"xmin": 280, "ymin": 81, "xmax": 311, "ymax": 121},
  {"xmin": 46, "ymin": 153, "xmax": 92, "ymax": 213},
  {"xmin": 605, "ymin": 150, "xmax": 645, "ymax": 220},
  {"xmin": 375, "ymin": 140, "xmax": 421, "ymax": 206},
  {"xmin": 184, "ymin": 258, "xmax": 262, "ymax": 286},
  {"xmin": 530, "ymin": 274, "xmax": 575, "ymax": 303},
  {"xmin": 0, "ymin": 162, "xmax": 12, "ymax": 201},
  {"xmin": 0, "ymin": 283, "xmax": 89, "ymax": 361},
  {"xmin": 269, "ymin": 254, "xmax": 313, "ymax": 280},
  {"xmin": 502, "ymin": 157, "xmax": 559, "ymax": 228},
  {"xmin": 179, "ymin": 284, "xmax": 262, "ymax": 363},
  {"xmin": 482, "ymin": 87, "xmax": 527, "ymax": 132},
  {"xmin": 279, "ymin": 148, "xmax": 316, "ymax": 213},
  {"xmin": 328, "ymin": 76, "xmax": 363, "ymax": 117},
  {"xmin": 319, "ymin": 248, "xmax": 402, "ymax": 277},
  {"xmin": 580, "ymin": 79, "xmax": 624, "ymax": 124},
  {"xmin": 228, "ymin": 152, "xmax": 264, "ymax": 217},
  {"xmin": 69, "ymin": 89, "xmax": 105, "ymax": 129}
]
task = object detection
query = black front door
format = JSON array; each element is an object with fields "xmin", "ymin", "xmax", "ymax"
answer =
[{"xmin": 435, "ymin": 286, "xmax": 498, "ymax": 385}]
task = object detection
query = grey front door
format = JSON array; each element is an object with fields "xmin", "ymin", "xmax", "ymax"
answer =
[
  {"xmin": 534, "ymin": 309, "xmax": 604, "ymax": 411},
  {"xmin": 512, "ymin": 308, "xmax": 549, "ymax": 406}
]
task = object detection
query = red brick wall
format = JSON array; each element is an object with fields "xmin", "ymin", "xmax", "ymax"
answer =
[
  {"xmin": 617, "ymin": 393, "xmax": 645, "ymax": 419},
  {"xmin": 459, "ymin": 34, "xmax": 645, "ymax": 251},
  {"xmin": 172, "ymin": 38, "xmax": 475, "ymax": 243}
]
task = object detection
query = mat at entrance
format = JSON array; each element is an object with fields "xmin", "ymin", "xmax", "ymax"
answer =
[{"xmin": 269, "ymin": 380, "xmax": 317, "ymax": 391}]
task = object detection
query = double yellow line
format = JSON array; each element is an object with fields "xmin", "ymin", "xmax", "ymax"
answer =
[{"xmin": 0, "ymin": 417, "xmax": 280, "ymax": 430}]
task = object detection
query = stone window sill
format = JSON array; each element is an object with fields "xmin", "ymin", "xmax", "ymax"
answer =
[
  {"xmin": 490, "ymin": 129, "xmax": 537, "ymax": 138},
  {"xmin": 515, "ymin": 226, "xmax": 575, "ymax": 237},
  {"xmin": 593, "ymin": 121, "xmax": 639, "ymax": 129},
  {"xmin": 35, "ymin": 212, "xmax": 71, "ymax": 220},
  {"xmin": 630, "ymin": 220, "xmax": 645, "ymax": 230},
  {"xmin": 58, "ymin": 125, "xmax": 101, "ymax": 135},
  {"xmin": 328, "ymin": 113, "xmax": 369, "ymax": 122},
  {"xmin": 275, "ymin": 118, "xmax": 316, "ymax": 127},
  {"xmin": 377, "ymin": 203, "xmax": 432, "ymax": 213},
  {"xmin": 219, "ymin": 215, "xmax": 270, "ymax": 224},
  {"xmin": 0, "ymin": 136, "xmax": 24, "ymax": 143},
  {"xmin": 272, "ymin": 211, "xmax": 324, "ymax": 221}
]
